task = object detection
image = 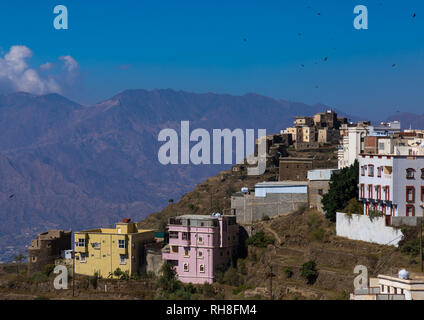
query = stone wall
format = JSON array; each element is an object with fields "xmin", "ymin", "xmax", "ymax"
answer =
[
  {"xmin": 336, "ymin": 212, "xmax": 403, "ymax": 247},
  {"xmin": 231, "ymin": 192, "xmax": 308, "ymax": 224}
]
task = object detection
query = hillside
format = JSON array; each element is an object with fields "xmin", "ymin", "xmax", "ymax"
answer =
[{"xmin": 0, "ymin": 89, "xmax": 348, "ymax": 262}]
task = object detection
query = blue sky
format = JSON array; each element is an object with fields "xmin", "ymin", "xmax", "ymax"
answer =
[{"xmin": 0, "ymin": 0, "xmax": 423, "ymax": 119}]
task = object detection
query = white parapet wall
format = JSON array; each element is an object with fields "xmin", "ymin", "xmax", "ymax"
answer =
[{"xmin": 336, "ymin": 212, "xmax": 403, "ymax": 247}]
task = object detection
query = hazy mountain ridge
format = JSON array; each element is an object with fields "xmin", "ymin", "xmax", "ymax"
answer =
[{"xmin": 0, "ymin": 89, "xmax": 353, "ymax": 262}]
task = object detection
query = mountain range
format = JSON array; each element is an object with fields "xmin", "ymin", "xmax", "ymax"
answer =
[{"xmin": 0, "ymin": 89, "xmax": 419, "ymax": 262}]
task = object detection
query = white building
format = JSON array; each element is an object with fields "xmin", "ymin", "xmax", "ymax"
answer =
[
  {"xmin": 359, "ymin": 154, "xmax": 424, "ymax": 218},
  {"xmin": 351, "ymin": 272, "xmax": 424, "ymax": 300},
  {"xmin": 338, "ymin": 122, "xmax": 402, "ymax": 169},
  {"xmin": 338, "ymin": 125, "xmax": 369, "ymax": 169}
]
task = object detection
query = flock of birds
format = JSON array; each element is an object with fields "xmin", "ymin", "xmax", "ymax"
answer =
[
  {"xmin": 1, "ymin": 10, "xmax": 420, "ymax": 202},
  {"xmin": 241, "ymin": 9, "xmax": 418, "ymax": 89}
]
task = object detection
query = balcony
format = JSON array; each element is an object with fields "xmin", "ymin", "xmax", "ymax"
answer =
[{"xmin": 169, "ymin": 217, "xmax": 183, "ymax": 225}]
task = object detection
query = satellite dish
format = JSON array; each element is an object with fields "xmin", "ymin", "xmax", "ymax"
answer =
[{"xmin": 398, "ymin": 269, "xmax": 410, "ymax": 280}]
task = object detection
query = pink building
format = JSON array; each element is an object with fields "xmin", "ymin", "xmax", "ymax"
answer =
[{"xmin": 162, "ymin": 214, "xmax": 239, "ymax": 284}]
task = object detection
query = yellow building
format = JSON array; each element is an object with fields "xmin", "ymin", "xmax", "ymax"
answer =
[{"xmin": 74, "ymin": 218, "xmax": 154, "ymax": 278}]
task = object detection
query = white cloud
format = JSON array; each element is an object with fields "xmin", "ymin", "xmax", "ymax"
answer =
[
  {"xmin": 0, "ymin": 45, "xmax": 80, "ymax": 95},
  {"xmin": 40, "ymin": 62, "xmax": 54, "ymax": 71},
  {"xmin": 59, "ymin": 55, "xmax": 79, "ymax": 73}
]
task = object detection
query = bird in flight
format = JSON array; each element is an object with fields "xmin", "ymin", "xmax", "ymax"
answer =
[
  {"xmin": 392, "ymin": 64, "xmax": 396, "ymax": 67},
  {"xmin": 412, "ymin": 13, "xmax": 416, "ymax": 18},
  {"xmin": 324, "ymin": 57, "xmax": 328, "ymax": 61},
  {"xmin": 9, "ymin": 194, "xmax": 15, "ymax": 199}
]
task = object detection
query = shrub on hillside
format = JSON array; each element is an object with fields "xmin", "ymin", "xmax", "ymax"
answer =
[
  {"xmin": 300, "ymin": 260, "xmax": 319, "ymax": 285},
  {"xmin": 283, "ymin": 267, "xmax": 293, "ymax": 278},
  {"xmin": 246, "ymin": 231, "xmax": 275, "ymax": 248},
  {"xmin": 343, "ymin": 198, "xmax": 363, "ymax": 215}
]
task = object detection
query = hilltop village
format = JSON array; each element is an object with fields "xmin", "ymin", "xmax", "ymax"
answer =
[{"xmin": 2, "ymin": 110, "xmax": 424, "ymax": 300}]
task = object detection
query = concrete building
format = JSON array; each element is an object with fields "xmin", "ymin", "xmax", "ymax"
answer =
[
  {"xmin": 231, "ymin": 181, "xmax": 309, "ymax": 224},
  {"xmin": 338, "ymin": 124, "xmax": 369, "ymax": 169},
  {"xmin": 359, "ymin": 154, "xmax": 424, "ymax": 220},
  {"xmin": 28, "ymin": 230, "xmax": 72, "ymax": 274},
  {"xmin": 74, "ymin": 218, "xmax": 155, "ymax": 278},
  {"xmin": 162, "ymin": 214, "xmax": 239, "ymax": 284},
  {"xmin": 338, "ymin": 121, "xmax": 402, "ymax": 169},
  {"xmin": 279, "ymin": 158, "xmax": 314, "ymax": 181},
  {"xmin": 307, "ymin": 169, "xmax": 339, "ymax": 213},
  {"xmin": 351, "ymin": 272, "xmax": 424, "ymax": 300},
  {"xmin": 317, "ymin": 127, "xmax": 340, "ymax": 145},
  {"xmin": 283, "ymin": 127, "xmax": 302, "ymax": 142}
]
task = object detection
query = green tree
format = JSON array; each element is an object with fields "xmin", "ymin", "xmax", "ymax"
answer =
[
  {"xmin": 245, "ymin": 231, "xmax": 275, "ymax": 248},
  {"xmin": 300, "ymin": 260, "xmax": 319, "ymax": 285},
  {"xmin": 322, "ymin": 160, "xmax": 359, "ymax": 222},
  {"xmin": 343, "ymin": 198, "xmax": 363, "ymax": 215},
  {"xmin": 157, "ymin": 262, "xmax": 181, "ymax": 293}
]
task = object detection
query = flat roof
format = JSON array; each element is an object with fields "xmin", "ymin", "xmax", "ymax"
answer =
[
  {"xmin": 75, "ymin": 228, "xmax": 153, "ymax": 235},
  {"xmin": 255, "ymin": 181, "xmax": 308, "ymax": 187}
]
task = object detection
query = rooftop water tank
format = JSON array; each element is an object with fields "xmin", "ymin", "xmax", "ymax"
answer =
[
  {"xmin": 241, "ymin": 187, "xmax": 249, "ymax": 193},
  {"xmin": 398, "ymin": 269, "xmax": 410, "ymax": 280}
]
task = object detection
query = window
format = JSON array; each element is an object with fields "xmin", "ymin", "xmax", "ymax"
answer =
[
  {"xmin": 421, "ymin": 187, "xmax": 424, "ymax": 202},
  {"xmin": 406, "ymin": 205, "xmax": 415, "ymax": 217},
  {"xmin": 182, "ymin": 232, "xmax": 190, "ymax": 240},
  {"xmin": 171, "ymin": 246, "xmax": 179, "ymax": 253},
  {"xmin": 118, "ymin": 239, "xmax": 127, "ymax": 249},
  {"xmin": 198, "ymin": 250, "xmax": 203, "ymax": 258},
  {"xmin": 368, "ymin": 184, "xmax": 373, "ymax": 199},
  {"xmin": 199, "ymin": 264, "xmax": 205, "ymax": 273},
  {"xmin": 384, "ymin": 186, "xmax": 390, "ymax": 201},
  {"xmin": 169, "ymin": 231, "xmax": 179, "ymax": 239},
  {"xmin": 406, "ymin": 186, "xmax": 415, "ymax": 203},
  {"xmin": 80, "ymin": 253, "xmax": 87, "ymax": 263},
  {"xmin": 406, "ymin": 168, "xmax": 415, "ymax": 179},
  {"xmin": 183, "ymin": 263, "xmax": 189, "ymax": 272},
  {"xmin": 184, "ymin": 248, "xmax": 190, "ymax": 257},
  {"xmin": 198, "ymin": 236, "xmax": 204, "ymax": 244},
  {"xmin": 361, "ymin": 166, "xmax": 365, "ymax": 176},
  {"xmin": 384, "ymin": 166, "xmax": 393, "ymax": 175},
  {"xmin": 421, "ymin": 169, "xmax": 424, "ymax": 179},
  {"xmin": 368, "ymin": 165, "xmax": 374, "ymax": 177},
  {"xmin": 318, "ymin": 189, "xmax": 323, "ymax": 195},
  {"xmin": 360, "ymin": 184, "xmax": 365, "ymax": 199},
  {"xmin": 376, "ymin": 185, "xmax": 381, "ymax": 201},
  {"xmin": 91, "ymin": 242, "xmax": 101, "ymax": 249},
  {"xmin": 377, "ymin": 167, "xmax": 382, "ymax": 178},
  {"xmin": 77, "ymin": 239, "xmax": 87, "ymax": 247},
  {"xmin": 120, "ymin": 254, "xmax": 127, "ymax": 265}
]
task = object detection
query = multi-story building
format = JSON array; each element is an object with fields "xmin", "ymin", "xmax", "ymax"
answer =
[
  {"xmin": 162, "ymin": 214, "xmax": 239, "ymax": 284},
  {"xmin": 28, "ymin": 230, "xmax": 72, "ymax": 274},
  {"xmin": 359, "ymin": 154, "xmax": 424, "ymax": 220},
  {"xmin": 74, "ymin": 218, "xmax": 154, "ymax": 278},
  {"xmin": 338, "ymin": 122, "xmax": 402, "ymax": 169},
  {"xmin": 279, "ymin": 157, "xmax": 314, "ymax": 181}
]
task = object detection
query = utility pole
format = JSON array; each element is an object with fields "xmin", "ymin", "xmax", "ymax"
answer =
[
  {"xmin": 266, "ymin": 265, "xmax": 275, "ymax": 300},
  {"xmin": 420, "ymin": 214, "xmax": 423, "ymax": 273},
  {"xmin": 72, "ymin": 250, "xmax": 75, "ymax": 297},
  {"xmin": 420, "ymin": 219, "xmax": 423, "ymax": 273}
]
